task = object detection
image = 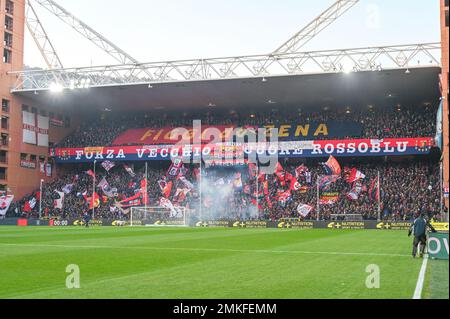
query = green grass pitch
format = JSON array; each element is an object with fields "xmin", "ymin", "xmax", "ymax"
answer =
[{"xmin": 0, "ymin": 226, "xmax": 447, "ymax": 299}]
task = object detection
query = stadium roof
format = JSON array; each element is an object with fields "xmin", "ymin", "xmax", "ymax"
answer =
[{"xmin": 13, "ymin": 66, "xmax": 441, "ymax": 113}]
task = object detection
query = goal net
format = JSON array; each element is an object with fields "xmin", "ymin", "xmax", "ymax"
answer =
[{"xmin": 130, "ymin": 206, "xmax": 188, "ymax": 227}]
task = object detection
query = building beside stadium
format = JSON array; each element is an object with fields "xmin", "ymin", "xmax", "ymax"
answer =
[
  {"xmin": 1, "ymin": 0, "xmax": 76, "ymax": 198},
  {"xmin": 0, "ymin": 0, "xmax": 448, "ymax": 220}
]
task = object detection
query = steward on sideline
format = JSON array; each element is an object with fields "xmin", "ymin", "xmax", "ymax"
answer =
[{"xmin": 408, "ymin": 213, "xmax": 437, "ymax": 258}]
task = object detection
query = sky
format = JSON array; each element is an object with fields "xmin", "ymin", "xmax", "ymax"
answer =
[{"xmin": 24, "ymin": 0, "xmax": 441, "ymax": 69}]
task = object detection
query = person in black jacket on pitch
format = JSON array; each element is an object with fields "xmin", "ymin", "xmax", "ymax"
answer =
[{"xmin": 408, "ymin": 213, "xmax": 437, "ymax": 258}]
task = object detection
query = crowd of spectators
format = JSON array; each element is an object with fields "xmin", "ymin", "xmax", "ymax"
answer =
[
  {"xmin": 7, "ymin": 103, "xmax": 442, "ymax": 222},
  {"xmin": 56, "ymin": 104, "xmax": 438, "ymax": 148},
  {"xmin": 261, "ymin": 160, "xmax": 442, "ymax": 222},
  {"xmin": 8, "ymin": 158, "xmax": 443, "ymax": 222}
]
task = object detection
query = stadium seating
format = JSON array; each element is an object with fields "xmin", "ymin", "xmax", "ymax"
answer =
[
  {"xmin": 56, "ymin": 104, "xmax": 438, "ymax": 148},
  {"xmin": 7, "ymin": 104, "xmax": 443, "ymax": 221}
]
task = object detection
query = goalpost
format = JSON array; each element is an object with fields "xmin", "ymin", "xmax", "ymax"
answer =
[{"xmin": 130, "ymin": 206, "xmax": 189, "ymax": 227}]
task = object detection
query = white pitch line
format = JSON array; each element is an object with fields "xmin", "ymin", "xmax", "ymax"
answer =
[
  {"xmin": 412, "ymin": 255, "xmax": 428, "ymax": 299},
  {"xmin": 0, "ymin": 243, "xmax": 410, "ymax": 258}
]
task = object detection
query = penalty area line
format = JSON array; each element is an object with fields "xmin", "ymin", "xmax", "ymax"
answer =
[{"xmin": 412, "ymin": 255, "xmax": 428, "ymax": 299}]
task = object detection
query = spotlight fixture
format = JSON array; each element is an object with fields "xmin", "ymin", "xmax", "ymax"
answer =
[{"xmin": 49, "ymin": 82, "xmax": 64, "ymax": 93}]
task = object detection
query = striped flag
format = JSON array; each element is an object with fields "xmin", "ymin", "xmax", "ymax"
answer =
[
  {"xmin": 345, "ymin": 168, "xmax": 366, "ymax": 183},
  {"xmin": 297, "ymin": 203, "xmax": 314, "ymax": 217},
  {"xmin": 346, "ymin": 181, "xmax": 364, "ymax": 200},
  {"xmin": 101, "ymin": 160, "xmax": 115, "ymax": 172},
  {"xmin": 369, "ymin": 178, "xmax": 382, "ymax": 201},
  {"xmin": 322, "ymin": 156, "xmax": 341, "ymax": 176}
]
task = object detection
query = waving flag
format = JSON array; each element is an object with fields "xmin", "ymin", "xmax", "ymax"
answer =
[
  {"xmin": 123, "ymin": 164, "xmax": 136, "ymax": 177},
  {"xmin": 322, "ymin": 155, "xmax": 341, "ymax": 175},
  {"xmin": 297, "ymin": 203, "xmax": 314, "ymax": 217},
  {"xmin": 23, "ymin": 197, "xmax": 37, "ymax": 213},
  {"xmin": 98, "ymin": 177, "xmax": 108, "ymax": 190},
  {"xmin": 62, "ymin": 183, "xmax": 74, "ymax": 194},
  {"xmin": 277, "ymin": 190, "xmax": 292, "ymax": 207},
  {"xmin": 345, "ymin": 168, "xmax": 366, "ymax": 183},
  {"xmin": 158, "ymin": 179, "xmax": 173, "ymax": 198},
  {"xmin": 319, "ymin": 192, "xmax": 339, "ymax": 205},
  {"xmin": 369, "ymin": 177, "xmax": 382, "ymax": 201},
  {"xmin": 140, "ymin": 179, "xmax": 149, "ymax": 205},
  {"xmin": 274, "ymin": 162, "xmax": 287, "ymax": 187},
  {"xmin": 98, "ymin": 178, "xmax": 116, "ymax": 198},
  {"xmin": 287, "ymin": 174, "xmax": 301, "ymax": 191},
  {"xmin": 119, "ymin": 192, "xmax": 142, "ymax": 208},
  {"xmin": 167, "ymin": 158, "xmax": 183, "ymax": 178},
  {"xmin": 174, "ymin": 188, "xmax": 190, "ymax": 203},
  {"xmin": 318, "ymin": 175, "xmax": 340, "ymax": 191},
  {"xmin": 346, "ymin": 181, "xmax": 364, "ymax": 200},
  {"xmin": 295, "ymin": 164, "xmax": 308, "ymax": 179},
  {"xmin": 54, "ymin": 190, "xmax": 65, "ymax": 209},
  {"xmin": 101, "ymin": 160, "xmax": 115, "ymax": 172},
  {"xmin": 84, "ymin": 192, "xmax": 100, "ymax": 209},
  {"xmin": 0, "ymin": 195, "xmax": 14, "ymax": 216}
]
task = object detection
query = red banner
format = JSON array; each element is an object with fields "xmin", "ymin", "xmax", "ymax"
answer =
[{"xmin": 113, "ymin": 125, "xmax": 239, "ymax": 145}]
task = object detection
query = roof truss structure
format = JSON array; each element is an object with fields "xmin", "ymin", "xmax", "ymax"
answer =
[
  {"xmin": 12, "ymin": 1, "xmax": 441, "ymax": 92},
  {"xmin": 10, "ymin": 42, "xmax": 441, "ymax": 92}
]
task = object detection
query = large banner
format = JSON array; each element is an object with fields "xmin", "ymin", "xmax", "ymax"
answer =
[
  {"xmin": 22, "ymin": 111, "xmax": 49, "ymax": 147},
  {"xmin": 22, "ymin": 111, "xmax": 37, "ymax": 145},
  {"xmin": 112, "ymin": 122, "xmax": 362, "ymax": 145},
  {"xmin": 37, "ymin": 115, "xmax": 49, "ymax": 147},
  {"xmin": 50, "ymin": 137, "xmax": 434, "ymax": 163}
]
